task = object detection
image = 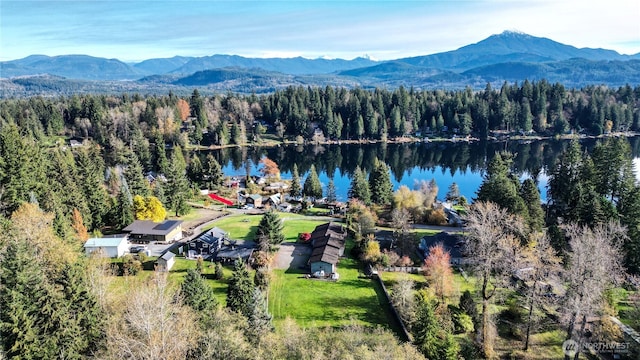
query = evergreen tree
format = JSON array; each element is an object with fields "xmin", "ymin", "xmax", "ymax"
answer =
[
  {"xmin": 0, "ymin": 238, "xmax": 57, "ymax": 358},
  {"xmin": 153, "ymin": 131, "xmax": 169, "ymax": 174},
  {"xmin": 390, "ymin": 106, "xmax": 403, "ymax": 137},
  {"xmin": 445, "ymin": 182, "xmax": 460, "ymax": 204},
  {"xmin": 0, "ymin": 125, "xmax": 46, "ymax": 216},
  {"xmin": 226, "ymin": 259, "xmax": 254, "ymax": 317},
  {"xmin": 255, "ymin": 209, "xmax": 285, "ymax": 248},
  {"xmin": 619, "ymin": 183, "xmax": 640, "ymax": 274},
  {"xmin": 302, "ymin": 164, "xmax": 323, "ymax": 199},
  {"xmin": 44, "ymin": 149, "xmax": 92, "ymax": 237},
  {"xmin": 326, "ymin": 178, "xmax": 337, "ymax": 203},
  {"xmin": 187, "ymin": 154, "xmax": 204, "ymax": 186},
  {"xmin": 547, "ymin": 140, "xmax": 585, "ymax": 227},
  {"xmin": 290, "ymin": 163, "xmax": 302, "ymax": 199},
  {"xmin": 181, "ymin": 268, "xmax": 218, "ymax": 312},
  {"xmin": 166, "ymin": 146, "xmax": 191, "ymax": 216},
  {"xmin": 246, "ymin": 288, "xmax": 273, "ymax": 338},
  {"xmin": 204, "ymin": 154, "xmax": 223, "ymax": 190},
  {"xmin": 348, "ymin": 166, "xmax": 371, "ymax": 205},
  {"xmin": 153, "ymin": 178, "xmax": 166, "ymax": 205},
  {"xmin": 190, "ymin": 89, "xmax": 208, "ymax": 128},
  {"xmin": 115, "ymin": 175, "xmax": 134, "ymax": 228},
  {"xmin": 75, "ymin": 146, "xmax": 109, "ymax": 229},
  {"xmin": 520, "ymin": 179, "xmax": 544, "ymax": 232},
  {"xmin": 56, "ymin": 263, "xmax": 105, "ymax": 356},
  {"xmin": 368, "ymin": 159, "xmax": 393, "ymax": 205},
  {"xmin": 123, "ymin": 152, "xmax": 150, "ymax": 197},
  {"xmin": 413, "ymin": 302, "xmax": 459, "ymax": 360},
  {"xmin": 476, "ymin": 153, "xmax": 526, "ymax": 218},
  {"xmin": 0, "ymin": 236, "xmax": 104, "ymax": 358},
  {"xmin": 230, "ymin": 121, "xmax": 242, "ymax": 145}
]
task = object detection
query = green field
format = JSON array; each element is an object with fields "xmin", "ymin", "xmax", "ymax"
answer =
[
  {"xmin": 268, "ymin": 257, "xmax": 398, "ymax": 332},
  {"xmin": 109, "ymin": 257, "xmax": 237, "ymax": 305},
  {"xmin": 203, "ymin": 213, "xmax": 333, "ymax": 242}
]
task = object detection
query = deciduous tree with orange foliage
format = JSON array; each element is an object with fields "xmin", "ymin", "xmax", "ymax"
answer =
[
  {"xmin": 72, "ymin": 208, "xmax": 89, "ymax": 243},
  {"xmin": 423, "ymin": 243, "xmax": 454, "ymax": 302},
  {"xmin": 259, "ymin": 157, "xmax": 280, "ymax": 178},
  {"xmin": 177, "ymin": 99, "xmax": 190, "ymax": 121}
]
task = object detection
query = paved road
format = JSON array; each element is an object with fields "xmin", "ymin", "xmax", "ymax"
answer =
[{"xmin": 412, "ymin": 224, "xmax": 466, "ymax": 233}]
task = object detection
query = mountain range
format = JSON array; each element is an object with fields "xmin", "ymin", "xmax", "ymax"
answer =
[{"xmin": 2, "ymin": 31, "xmax": 640, "ymax": 96}]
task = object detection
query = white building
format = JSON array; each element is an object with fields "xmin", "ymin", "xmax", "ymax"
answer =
[
  {"xmin": 84, "ymin": 237, "xmax": 129, "ymax": 258},
  {"xmin": 156, "ymin": 251, "xmax": 176, "ymax": 272}
]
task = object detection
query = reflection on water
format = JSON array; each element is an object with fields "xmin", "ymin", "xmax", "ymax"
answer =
[{"xmin": 209, "ymin": 136, "xmax": 640, "ymax": 203}]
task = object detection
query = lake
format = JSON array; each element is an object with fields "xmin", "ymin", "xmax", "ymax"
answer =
[{"xmin": 211, "ymin": 136, "xmax": 640, "ymax": 203}]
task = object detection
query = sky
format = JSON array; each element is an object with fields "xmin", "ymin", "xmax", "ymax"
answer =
[{"xmin": 1, "ymin": 0, "xmax": 639, "ymax": 63}]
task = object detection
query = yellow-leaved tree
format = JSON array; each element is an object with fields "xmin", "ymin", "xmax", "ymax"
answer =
[{"xmin": 133, "ymin": 195, "xmax": 167, "ymax": 222}]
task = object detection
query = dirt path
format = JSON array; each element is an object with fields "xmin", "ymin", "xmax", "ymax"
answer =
[{"xmin": 180, "ymin": 208, "xmax": 229, "ymax": 237}]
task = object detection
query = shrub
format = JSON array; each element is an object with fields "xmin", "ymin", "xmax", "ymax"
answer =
[
  {"xmin": 137, "ymin": 251, "xmax": 148, "ymax": 264},
  {"xmin": 122, "ymin": 254, "xmax": 142, "ymax": 276},
  {"xmin": 451, "ymin": 309, "xmax": 474, "ymax": 334},
  {"xmin": 398, "ymin": 255, "xmax": 413, "ymax": 267},
  {"xmin": 214, "ymin": 262, "xmax": 224, "ymax": 280},
  {"xmin": 298, "ymin": 232, "xmax": 311, "ymax": 243},
  {"xmin": 426, "ymin": 208, "xmax": 448, "ymax": 225}
]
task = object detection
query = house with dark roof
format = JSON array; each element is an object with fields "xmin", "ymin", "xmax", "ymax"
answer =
[
  {"xmin": 123, "ymin": 220, "xmax": 183, "ymax": 243},
  {"xmin": 419, "ymin": 232, "xmax": 468, "ymax": 265},
  {"xmin": 308, "ymin": 222, "xmax": 347, "ymax": 275},
  {"xmin": 185, "ymin": 227, "xmax": 228, "ymax": 258}
]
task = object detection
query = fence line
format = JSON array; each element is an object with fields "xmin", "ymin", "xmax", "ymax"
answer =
[{"xmin": 373, "ymin": 273, "xmax": 412, "ymax": 342}]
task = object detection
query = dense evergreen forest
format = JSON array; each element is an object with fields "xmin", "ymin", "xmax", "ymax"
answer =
[
  {"xmin": 2, "ymin": 82, "xmax": 640, "ymax": 358},
  {"xmin": 0, "ymin": 82, "xmax": 639, "ymax": 236}
]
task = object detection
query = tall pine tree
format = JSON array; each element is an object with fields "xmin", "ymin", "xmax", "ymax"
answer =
[
  {"xmin": 368, "ymin": 159, "xmax": 393, "ymax": 205},
  {"xmin": 303, "ymin": 164, "xmax": 323, "ymax": 199}
]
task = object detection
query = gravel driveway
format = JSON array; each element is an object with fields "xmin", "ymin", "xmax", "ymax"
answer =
[{"xmin": 274, "ymin": 242, "xmax": 312, "ymax": 271}]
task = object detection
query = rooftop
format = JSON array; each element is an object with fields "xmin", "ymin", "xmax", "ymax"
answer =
[
  {"xmin": 84, "ymin": 237, "xmax": 127, "ymax": 248},
  {"xmin": 123, "ymin": 220, "xmax": 183, "ymax": 235},
  {"xmin": 159, "ymin": 251, "xmax": 175, "ymax": 261},
  {"xmin": 420, "ymin": 232, "xmax": 467, "ymax": 259}
]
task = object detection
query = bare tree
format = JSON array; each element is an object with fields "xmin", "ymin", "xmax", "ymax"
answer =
[
  {"xmin": 561, "ymin": 221, "xmax": 626, "ymax": 360},
  {"xmin": 464, "ymin": 201, "xmax": 525, "ymax": 358},
  {"xmin": 85, "ymin": 248, "xmax": 117, "ymax": 310},
  {"xmin": 521, "ymin": 233, "xmax": 563, "ymax": 351},
  {"xmin": 106, "ymin": 273, "xmax": 198, "ymax": 360},
  {"xmin": 391, "ymin": 207, "xmax": 412, "ymax": 256},
  {"xmin": 390, "ymin": 276, "xmax": 417, "ymax": 329}
]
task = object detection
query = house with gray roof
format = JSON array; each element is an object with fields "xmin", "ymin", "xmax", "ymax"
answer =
[
  {"xmin": 123, "ymin": 220, "xmax": 183, "ymax": 243},
  {"xmin": 156, "ymin": 251, "xmax": 176, "ymax": 272}
]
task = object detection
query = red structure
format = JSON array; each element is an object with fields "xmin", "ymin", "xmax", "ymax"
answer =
[{"xmin": 208, "ymin": 193, "xmax": 234, "ymax": 206}]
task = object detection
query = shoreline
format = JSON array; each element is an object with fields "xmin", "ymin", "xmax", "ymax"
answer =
[{"xmin": 189, "ymin": 131, "xmax": 640, "ymax": 151}]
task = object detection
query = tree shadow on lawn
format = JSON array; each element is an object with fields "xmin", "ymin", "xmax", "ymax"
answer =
[{"xmin": 296, "ymin": 291, "xmax": 384, "ymax": 325}]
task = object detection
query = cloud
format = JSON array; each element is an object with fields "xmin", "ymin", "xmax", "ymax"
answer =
[{"xmin": 1, "ymin": 0, "xmax": 638, "ymax": 61}]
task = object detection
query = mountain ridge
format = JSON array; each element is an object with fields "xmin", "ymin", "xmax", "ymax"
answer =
[{"xmin": 2, "ymin": 31, "xmax": 639, "ymax": 95}]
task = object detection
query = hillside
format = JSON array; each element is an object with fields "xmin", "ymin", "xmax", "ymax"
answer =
[{"xmin": 2, "ymin": 30, "xmax": 640, "ymax": 95}]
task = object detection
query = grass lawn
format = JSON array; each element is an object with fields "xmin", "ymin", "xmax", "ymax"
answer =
[
  {"xmin": 269, "ymin": 256, "xmax": 398, "ymax": 332},
  {"xmin": 412, "ymin": 228, "xmax": 442, "ymax": 240},
  {"xmin": 108, "ymin": 257, "xmax": 239, "ymax": 305},
  {"xmin": 303, "ymin": 207, "xmax": 331, "ymax": 216},
  {"xmin": 203, "ymin": 213, "xmax": 332, "ymax": 242},
  {"xmin": 494, "ymin": 328, "xmax": 566, "ymax": 359}
]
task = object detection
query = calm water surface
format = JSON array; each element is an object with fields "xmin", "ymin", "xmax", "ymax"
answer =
[{"xmin": 212, "ymin": 137, "xmax": 640, "ymax": 203}]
